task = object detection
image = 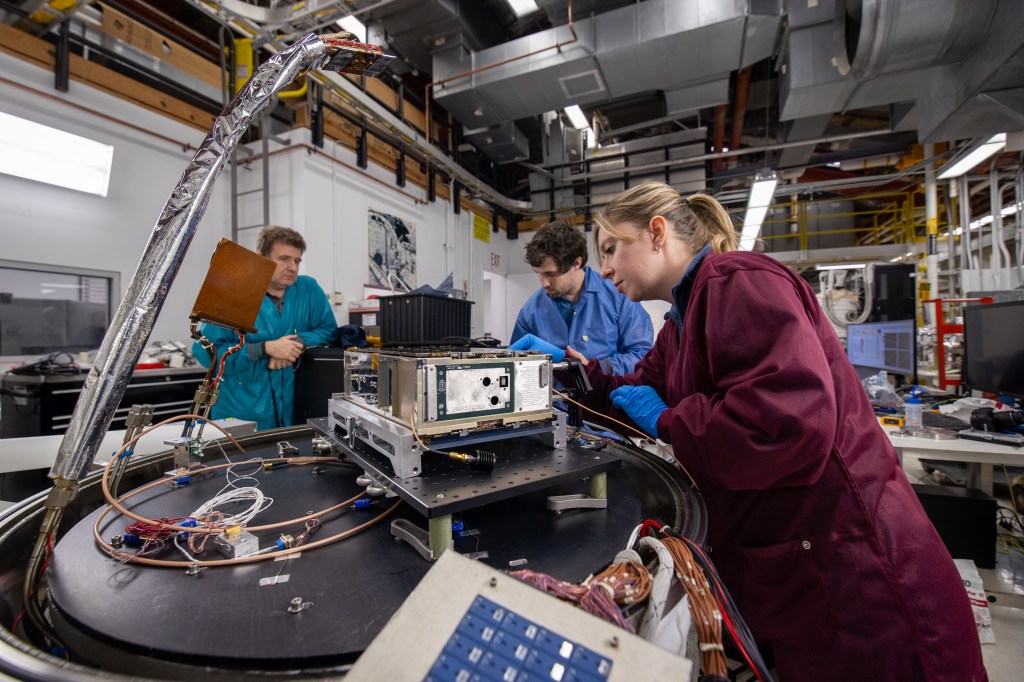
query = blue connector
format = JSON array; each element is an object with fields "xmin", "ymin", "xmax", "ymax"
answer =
[
  {"xmin": 176, "ymin": 518, "xmax": 198, "ymax": 539},
  {"xmin": 451, "ymin": 520, "xmax": 465, "ymax": 532},
  {"xmin": 123, "ymin": 533, "xmax": 141, "ymax": 545},
  {"xmin": 174, "ymin": 475, "xmax": 191, "ymax": 486},
  {"xmin": 274, "ymin": 538, "xmax": 287, "ymax": 551},
  {"xmin": 353, "ymin": 498, "xmax": 374, "ymax": 509},
  {"xmin": 117, "ymin": 448, "xmax": 134, "ymax": 460}
]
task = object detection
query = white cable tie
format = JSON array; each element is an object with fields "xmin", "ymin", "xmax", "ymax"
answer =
[{"xmin": 699, "ymin": 643, "xmax": 725, "ymax": 652}]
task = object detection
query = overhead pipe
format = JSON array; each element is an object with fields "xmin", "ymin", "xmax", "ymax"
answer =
[
  {"xmin": 958, "ymin": 176, "xmax": 974, "ymax": 274},
  {"xmin": 942, "ymin": 186, "xmax": 958, "ymax": 296},
  {"xmin": 993, "ymin": 174, "xmax": 1016, "ymax": 288},
  {"xmin": 545, "ymin": 129, "xmax": 892, "ymax": 184},
  {"xmin": 990, "ymin": 165, "xmax": 1002, "ymax": 274},
  {"xmin": 277, "ymin": 74, "xmax": 308, "ymax": 98},
  {"xmin": 837, "ymin": 154, "xmax": 905, "ymax": 171},
  {"xmin": 1016, "ymin": 162, "xmax": 1024, "ymax": 282},
  {"xmin": 729, "ymin": 67, "xmax": 752, "ymax": 155},
  {"xmin": 711, "ymin": 103, "xmax": 728, "ymax": 172},
  {"xmin": 924, "ymin": 143, "xmax": 939, "ymax": 320}
]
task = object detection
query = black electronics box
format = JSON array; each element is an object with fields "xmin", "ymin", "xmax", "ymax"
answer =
[
  {"xmin": 870, "ymin": 263, "xmax": 915, "ymax": 321},
  {"xmin": 293, "ymin": 347, "xmax": 348, "ymax": 424},
  {"xmin": 912, "ymin": 484, "xmax": 996, "ymax": 569},
  {"xmin": 380, "ymin": 293, "xmax": 473, "ymax": 345}
]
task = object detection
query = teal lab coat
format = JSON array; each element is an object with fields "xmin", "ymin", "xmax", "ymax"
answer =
[{"xmin": 193, "ymin": 275, "xmax": 336, "ymax": 430}]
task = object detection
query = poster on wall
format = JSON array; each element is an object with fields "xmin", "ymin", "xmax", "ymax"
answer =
[
  {"xmin": 367, "ymin": 208, "xmax": 417, "ymax": 290},
  {"xmin": 473, "ymin": 213, "xmax": 490, "ymax": 243}
]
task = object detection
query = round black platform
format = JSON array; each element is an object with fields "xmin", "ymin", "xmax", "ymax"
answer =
[{"xmin": 45, "ymin": 431, "xmax": 701, "ymax": 677}]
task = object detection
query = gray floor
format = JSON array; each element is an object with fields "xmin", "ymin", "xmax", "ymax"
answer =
[{"xmin": 903, "ymin": 456, "xmax": 1024, "ymax": 682}]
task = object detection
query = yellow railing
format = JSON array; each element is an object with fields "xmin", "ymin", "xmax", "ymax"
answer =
[{"xmin": 744, "ymin": 189, "xmax": 954, "ymax": 252}]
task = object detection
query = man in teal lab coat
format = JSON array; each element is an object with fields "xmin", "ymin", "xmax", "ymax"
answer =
[{"xmin": 194, "ymin": 226, "xmax": 336, "ymax": 429}]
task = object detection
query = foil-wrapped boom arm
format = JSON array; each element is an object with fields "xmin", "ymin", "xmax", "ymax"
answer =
[{"xmin": 49, "ymin": 33, "xmax": 387, "ymax": 483}]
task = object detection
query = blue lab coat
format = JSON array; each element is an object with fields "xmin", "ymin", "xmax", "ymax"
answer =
[
  {"xmin": 193, "ymin": 275, "xmax": 336, "ymax": 430},
  {"xmin": 511, "ymin": 266, "xmax": 653, "ymax": 375}
]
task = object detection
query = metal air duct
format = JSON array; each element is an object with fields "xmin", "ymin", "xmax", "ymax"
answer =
[
  {"xmin": 833, "ymin": 0, "xmax": 996, "ymax": 78},
  {"xmin": 432, "ymin": 0, "xmax": 782, "ymax": 129},
  {"xmin": 779, "ymin": 0, "xmax": 1024, "ymax": 142}
]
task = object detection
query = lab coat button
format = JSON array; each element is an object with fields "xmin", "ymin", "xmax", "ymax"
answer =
[{"xmin": 801, "ymin": 540, "xmax": 811, "ymax": 550}]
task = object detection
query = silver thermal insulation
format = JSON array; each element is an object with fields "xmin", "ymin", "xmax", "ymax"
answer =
[{"xmin": 49, "ymin": 34, "xmax": 329, "ymax": 482}]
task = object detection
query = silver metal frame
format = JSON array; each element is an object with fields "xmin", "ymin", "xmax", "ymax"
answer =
[{"xmin": 329, "ymin": 395, "xmax": 567, "ymax": 479}]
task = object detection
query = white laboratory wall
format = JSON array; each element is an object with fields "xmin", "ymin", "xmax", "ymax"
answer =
[
  {"xmin": 0, "ymin": 51, "xmax": 229, "ymax": 344},
  {"xmin": 235, "ymin": 129, "xmax": 521, "ymax": 339}
]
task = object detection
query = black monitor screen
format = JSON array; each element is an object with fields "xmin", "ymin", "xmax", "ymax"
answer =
[
  {"xmin": 846, "ymin": 319, "xmax": 916, "ymax": 376},
  {"xmin": 964, "ymin": 301, "xmax": 1024, "ymax": 399}
]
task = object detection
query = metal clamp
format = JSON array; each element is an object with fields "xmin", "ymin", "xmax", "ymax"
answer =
[
  {"xmin": 391, "ymin": 515, "xmax": 453, "ymax": 561},
  {"xmin": 547, "ymin": 472, "xmax": 608, "ymax": 513},
  {"xmin": 277, "ymin": 441, "xmax": 300, "ymax": 456}
]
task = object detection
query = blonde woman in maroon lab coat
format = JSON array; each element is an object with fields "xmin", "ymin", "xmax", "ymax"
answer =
[{"xmin": 576, "ymin": 181, "xmax": 986, "ymax": 681}]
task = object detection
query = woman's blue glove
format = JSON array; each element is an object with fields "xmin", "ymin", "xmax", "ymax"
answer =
[
  {"xmin": 507, "ymin": 334, "xmax": 565, "ymax": 362},
  {"xmin": 610, "ymin": 385, "xmax": 668, "ymax": 439}
]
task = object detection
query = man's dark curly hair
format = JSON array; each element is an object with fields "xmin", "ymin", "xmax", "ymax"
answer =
[{"xmin": 524, "ymin": 219, "xmax": 588, "ymax": 272}]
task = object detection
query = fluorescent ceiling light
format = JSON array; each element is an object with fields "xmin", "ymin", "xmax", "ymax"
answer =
[
  {"xmin": 335, "ymin": 15, "xmax": 366, "ymax": 42},
  {"xmin": 0, "ymin": 112, "xmax": 113, "ymax": 197},
  {"xmin": 505, "ymin": 0, "xmax": 540, "ymax": 18},
  {"xmin": 816, "ymin": 263, "xmax": 867, "ymax": 270},
  {"xmin": 739, "ymin": 169, "xmax": 778, "ymax": 250},
  {"xmin": 937, "ymin": 133, "xmax": 1006, "ymax": 180},
  {"xmin": 564, "ymin": 105, "xmax": 589, "ymax": 130}
]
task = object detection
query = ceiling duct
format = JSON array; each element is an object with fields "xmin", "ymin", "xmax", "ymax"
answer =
[
  {"xmin": 833, "ymin": 0, "xmax": 994, "ymax": 78},
  {"xmin": 432, "ymin": 0, "xmax": 782, "ymax": 129},
  {"xmin": 779, "ymin": 0, "xmax": 1024, "ymax": 141},
  {"xmin": 463, "ymin": 121, "xmax": 530, "ymax": 164},
  {"xmin": 665, "ymin": 78, "xmax": 731, "ymax": 116},
  {"xmin": 362, "ymin": 0, "xmax": 508, "ymax": 77}
]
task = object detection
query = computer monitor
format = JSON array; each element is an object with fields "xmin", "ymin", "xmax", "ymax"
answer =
[
  {"xmin": 846, "ymin": 318, "xmax": 917, "ymax": 381},
  {"xmin": 0, "ymin": 299, "xmax": 69, "ymax": 355},
  {"xmin": 963, "ymin": 300, "xmax": 1024, "ymax": 400}
]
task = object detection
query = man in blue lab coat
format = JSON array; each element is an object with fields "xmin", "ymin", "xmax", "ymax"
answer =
[
  {"xmin": 510, "ymin": 219, "xmax": 653, "ymax": 374},
  {"xmin": 194, "ymin": 226, "xmax": 336, "ymax": 429}
]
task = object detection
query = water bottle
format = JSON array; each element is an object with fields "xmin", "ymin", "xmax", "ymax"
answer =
[{"xmin": 904, "ymin": 393, "xmax": 923, "ymax": 429}]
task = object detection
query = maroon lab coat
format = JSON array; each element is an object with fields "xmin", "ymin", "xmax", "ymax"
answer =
[{"xmin": 584, "ymin": 250, "xmax": 986, "ymax": 681}]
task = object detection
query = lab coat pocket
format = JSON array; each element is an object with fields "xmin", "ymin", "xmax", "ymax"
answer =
[
  {"xmin": 731, "ymin": 535, "xmax": 838, "ymax": 652},
  {"xmin": 581, "ymin": 323, "xmax": 617, "ymax": 356}
]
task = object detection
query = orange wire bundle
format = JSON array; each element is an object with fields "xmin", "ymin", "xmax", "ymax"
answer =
[{"xmin": 660, "ymin": 535, "xmax": 727, "ymax": 679}]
